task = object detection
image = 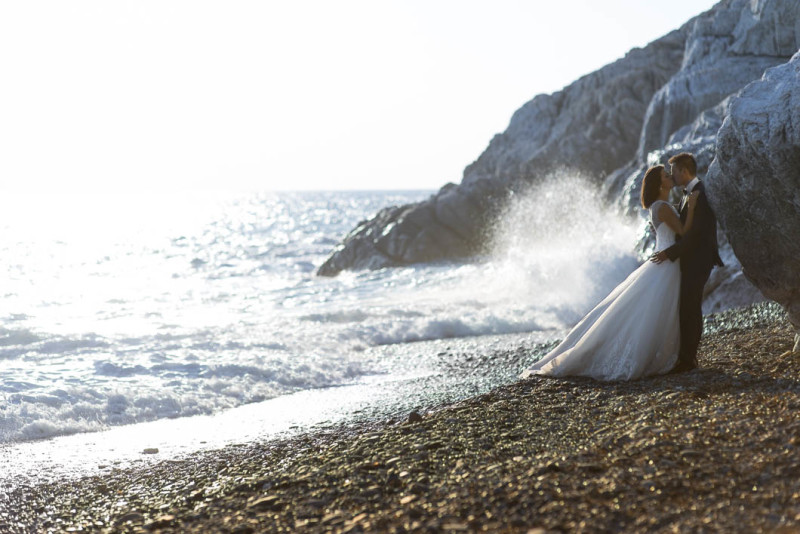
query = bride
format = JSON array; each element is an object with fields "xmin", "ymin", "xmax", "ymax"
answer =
[{"xmin": 520, "ymin": 165, "xmax": 699, "ymax": 381}]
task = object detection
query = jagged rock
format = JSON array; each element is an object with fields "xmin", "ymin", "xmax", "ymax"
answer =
[
  {"xmin": 706, "ymin": 50, "xmax": 800, "ymax": 349},
  {"xmin": 318, "ymin": 0, "xmax": 800, "ymax": 320},
  {"xmin": 407, "ymin": 411, "xmax": 423, "ymax": 424},
  {"xmin": 317, "ymin": 205, "xmax": 411, "ymax": 276},
  {"xmin": 638, "ymin": 0, "xmax": 796, "ymax": 158}
]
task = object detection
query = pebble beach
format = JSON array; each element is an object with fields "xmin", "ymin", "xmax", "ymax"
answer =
[{"xmin": 2, "ymin": 302, "xmax": 799, "ymax": 533}]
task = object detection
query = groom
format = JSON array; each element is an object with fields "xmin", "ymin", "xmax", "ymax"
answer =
[{"xmin": 651, "ymin": 152, "xmax": 723, "ymax": 373}]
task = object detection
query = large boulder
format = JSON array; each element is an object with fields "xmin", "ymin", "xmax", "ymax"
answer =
[{"xmin": 706, "ymin": 51, "xmax": 800, "ymax": 349}]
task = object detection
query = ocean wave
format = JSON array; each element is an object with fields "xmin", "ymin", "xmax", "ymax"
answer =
[
  {"xmin": 300, "ymin": 310, "xmax": 371, "ymax": 324},
  {"xmin": 0, "ymin": 330, "xmax": 110, "ymax": 360},
  {"xmin": 0, "ymin": 327, "xmax": 41, "ymax": 347},
  {"xmin": 365, "ymin": 315, "xmax": 543, "ymax": 346},
  {"xmin": 0, "ymin": 351, "xmax": 381, "ymax": 444}
]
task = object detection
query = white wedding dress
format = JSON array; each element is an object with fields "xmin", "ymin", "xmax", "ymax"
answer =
[{"xmin": 521, "ymin": 200, "xmax": 681, "ymax": 381}]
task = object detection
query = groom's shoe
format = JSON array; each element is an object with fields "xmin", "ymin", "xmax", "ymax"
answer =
[{"xmin": 669, "ymin": 359, "xmax": 698, "ymax": 374}]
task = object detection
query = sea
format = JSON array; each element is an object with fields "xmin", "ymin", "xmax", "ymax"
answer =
[{"xmin": 0, "ymin": 183, "xmax": 642, "ymax": 483}]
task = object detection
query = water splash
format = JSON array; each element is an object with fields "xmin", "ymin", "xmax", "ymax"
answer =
[{"xmin": 485, "ymin": 170, "xmax": 644, "ymax": 327}]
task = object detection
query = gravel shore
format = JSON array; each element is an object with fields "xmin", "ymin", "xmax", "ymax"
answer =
[{"xmin": 2, "ymin": 303, "xmax": 799, "ymax": 533}]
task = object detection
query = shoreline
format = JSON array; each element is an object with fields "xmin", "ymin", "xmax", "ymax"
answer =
[
  {"xmin": 0, "ymin": 328, "xmax": 556, "ymax": 487},
  {"xmin": 2, "ymin": 302, "xmax": 799, "ymax": 532}
]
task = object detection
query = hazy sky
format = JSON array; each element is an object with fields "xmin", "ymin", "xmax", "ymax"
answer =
[{"xmin": 1, "ymin": 1, "xmax": 720, "ymax": 193}]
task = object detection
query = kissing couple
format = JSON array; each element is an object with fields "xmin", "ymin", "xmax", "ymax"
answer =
[{"xmin": 521, "ymin": 152, "xmax": 724, "ymax": 381}]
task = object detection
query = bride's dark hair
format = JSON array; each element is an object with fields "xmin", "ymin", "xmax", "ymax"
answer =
[{"xmin": 641, "ymin": 165, "xmax": 664, "ymax": 209}]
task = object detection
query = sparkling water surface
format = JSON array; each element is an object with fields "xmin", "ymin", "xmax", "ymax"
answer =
[{"xmin": 0, "ymin": 184, "xmax": 642, "ymax": 481}]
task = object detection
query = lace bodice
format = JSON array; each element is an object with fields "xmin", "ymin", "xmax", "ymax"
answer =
[{"xmin": 649, "ymin": 200, "xmax": 678, "ymax": 252}]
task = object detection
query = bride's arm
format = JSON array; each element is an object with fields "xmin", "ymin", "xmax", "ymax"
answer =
[{"xmin": 658, "ymin": 192, "xmax": 699, "ymax": 236}]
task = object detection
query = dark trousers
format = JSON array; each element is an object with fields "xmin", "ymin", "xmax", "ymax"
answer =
[{"xmin": 678, "ymin": 264, "xmax": 713, "ymax": 365}]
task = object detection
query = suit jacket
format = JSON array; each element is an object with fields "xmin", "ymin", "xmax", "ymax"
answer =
[{"xmin": 664, "ymin": 181, "xmax": 724, "ymax": 273}]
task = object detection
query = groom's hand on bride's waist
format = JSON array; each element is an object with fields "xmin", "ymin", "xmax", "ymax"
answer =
[{"xmin": 650, "ymin": 251, "xmax": 668, "ymax": 264}]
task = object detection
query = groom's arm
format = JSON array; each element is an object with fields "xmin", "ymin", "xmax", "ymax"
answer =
[{"xmin": 662, "ymin": 193, "xmax": 713, "ymax": 262}]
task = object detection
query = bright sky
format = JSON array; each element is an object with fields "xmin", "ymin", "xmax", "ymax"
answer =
[{"xmin": 0, "ymin": 1, "xmax": 720, "ymax": 193}]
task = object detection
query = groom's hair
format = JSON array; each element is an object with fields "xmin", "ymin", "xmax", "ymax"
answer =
[
  {"xmin": 641, "ymin": 165, "xmax": 664, "ymax": 208},
  {"xmin": 668, "ymin": 152, "xmax": 697, "ymax": 177}
]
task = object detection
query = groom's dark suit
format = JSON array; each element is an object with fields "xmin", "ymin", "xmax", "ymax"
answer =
[{"xmin": 663, "ymin": 180, "xmax": 723, "ymax": 368}]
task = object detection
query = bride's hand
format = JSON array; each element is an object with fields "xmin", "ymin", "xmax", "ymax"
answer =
[{"xmin": 650, "ymin": 251, "xmax": 668, "ymax": 264}]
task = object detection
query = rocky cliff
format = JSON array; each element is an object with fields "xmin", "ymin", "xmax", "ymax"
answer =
[{"xmin": 318, "ymin": 0, "xmax": 800, "ymax": 328}]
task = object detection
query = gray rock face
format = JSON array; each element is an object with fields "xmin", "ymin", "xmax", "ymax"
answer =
[
  {"xmin": 318, "ymin": 0, "xmax": 800, "ymax": 323},
  {"xmin": 706, "ymin": 50, "xmax": 800, "ymax": 348},
  {"xmin": 638, "ymin": 0, "xmax": 799, "ymax": 158},
  {"xmin": 464, "ymin": 30, "xmax": 687, "ymax": 186}
]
